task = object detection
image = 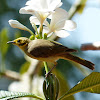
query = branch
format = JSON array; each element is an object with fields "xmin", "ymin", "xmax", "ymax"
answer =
[
  {"xmin": 22, "ymin": 56, "xmax": 43, "ymax": 96},
  {"xmin": 68, "ymin": 0, "xmax": 82, "ymax": 19},
  {"xmin": 0, "ymin": 70, "xmax": 20, "ymax": 81},
  {"xmin": 81, "ymin": 41, "xmax": 100, "ymax": 51}
]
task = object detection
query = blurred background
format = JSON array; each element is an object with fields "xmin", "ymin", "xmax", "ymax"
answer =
[{"xmin": 0, "ymin": 0, "xmax": 100, "ymax": 100}]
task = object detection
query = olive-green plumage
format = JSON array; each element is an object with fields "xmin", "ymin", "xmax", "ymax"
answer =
[{"xmin": 7, "ymin": 37, "xmax": 95, "ymax": 70}]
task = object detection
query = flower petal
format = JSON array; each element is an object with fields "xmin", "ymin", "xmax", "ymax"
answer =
[
  {"xmin": 40, "ymin": 0, "xmax": 48, "ymax": 10},
  {"xmin": 50, "ymin": 8, "xmax": 69, "ymax": 30},
  {"xmin": 19, "ymin": 7, "xmax": 34, "ymax": 15},
  {"xmin": 47, "ymin": 0, "xmax": 62, "ymax": 11},
  {"xmin": 63, "ymin": 20, "xmax": 77, "ymax": 31},
  {"xmin": 26, "ymin": 0, "xmax": 42, "ymax": 11},
  {"xmin": 19, "ymin": 0, "xmax": 62, "ymax": 25},
  {"xmin": 44, "ymin": 20, "xmax": 50, "ymax": 28},
  {"xmin": 25, "ymin": 0, "xmax": 62, "ymax": 12},
  {"xmin": 30, "ymin": 16, "xmax": 40, "ymax": 25},
  {"xmin": 55, "ymin": 2, "xmax": 62, "ymax": 9},
  {"xmin": 34, "ymin": 11, "xmax": 49, "ymax": 25},
  {"xmin": 43, "ymin": 26, "xmax": 53, "ymax": 37},
  {"xmin": 29, "ymin": 16, "xmax": 50, "ymax": 27},
  {"xmin": 43, "ymin": 26, "xmax": 50, "ymax": 33},
  {"xmin": 8, "ymin": 20, "xmax": 30, "ymax": 31},
  {"xmin": 55, "ymin": 30, "xmax": 70, "ymax": 38}
]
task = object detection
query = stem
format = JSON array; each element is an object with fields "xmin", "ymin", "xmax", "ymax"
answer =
[
  {"xmin": 43, "ymin": 62, "xmax": 49, "ymax": 74},
  {"xmin": 27, "ymin": 29, "xmax": 35, "ymax": 36},
  {"xmin": 32, "ymin": 23, "xmax": 38, "ymax": 35},
  {"xmin": 39, "ymin": 24, "xmax": 43, "ymax": 39},
  {"xmin": 0, "ymin": 70, "xmax": 20, "ymax": 81},
  {"xmin": 1, "ymin": 56, "xmax": 5, "ymax": 72},
  {"xmin": 68, "ymin": 0, "xmax": 82, "ymax": 19}
]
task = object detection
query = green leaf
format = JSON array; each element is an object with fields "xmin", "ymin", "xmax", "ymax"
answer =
[
  {"xmin": 0, "ymin": 28, "xmax": 9, "ymax": 58},
  {"xmin": 0, "ymin": 90, "xmax": 44, "ymax": 100},
  {"xmin": 20, "ymin": 61, "xmax": 30, "ymax": 74},
  {"xmin": 59, "ymin": 72, "xmax": 100, "ymax": 100}
]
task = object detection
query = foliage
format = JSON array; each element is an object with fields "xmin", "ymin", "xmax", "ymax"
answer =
[
  {"xmin": 0, "ymin": 28, "xmax": 9, "ymax": 59},
  {"xmin": 0, "ymin": 90, "xmax": 43, "ymax": 100},
  {"xmin": 20, "ymin": 61, "xmax": 30, "ymax": 74},
  {"xmin": 59, "ymin": 72, "xmax": 100, "ymax": 100},
  {"xmin": 0, "ymin": 28, "xmax": 9, "ymax": 72},
  {"xmin": 1, "ymin": 72, "xmax": 100, "ymax": 100},
  {"xmin": 0, "ymin": 0, "xmax": 100, "ymax": 100}
]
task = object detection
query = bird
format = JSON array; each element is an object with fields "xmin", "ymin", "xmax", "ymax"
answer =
[{"xmin": 7, "ymin": 37, "xmax": 94, "ymax": 70}]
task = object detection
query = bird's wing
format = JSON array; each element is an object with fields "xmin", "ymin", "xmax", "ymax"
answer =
[
  {"xmin": 28, "ymin": 39, "xmax": 76, "ymax": 58},
  {"xmin": 49, "ymin": 40, "xmax": 77, "ymax": 52}
]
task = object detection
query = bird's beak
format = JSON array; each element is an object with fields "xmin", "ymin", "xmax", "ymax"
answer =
[{"xmin": 7, "ymin": 41, "xmax": 15, "ymax": 44}]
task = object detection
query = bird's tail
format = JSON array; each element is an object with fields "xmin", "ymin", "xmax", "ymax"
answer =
[{"xmin": 60, "ymin": 53, "xmax": 95, "ymax": 70}]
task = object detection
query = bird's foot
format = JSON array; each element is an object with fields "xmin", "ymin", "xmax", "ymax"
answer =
[{"xmin": 45, "ymin": 62, "xmax": 57, "ymax": 78}]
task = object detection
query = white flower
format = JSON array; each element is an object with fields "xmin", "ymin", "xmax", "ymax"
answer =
[
  {"xmin": 30, "ymin": 8, "xmax": 77, "ymax": 38},
  {"xmin": 29, "ymin": 16, "xmax": 41, "ymax": 25},
  {"xmin": 45, "ymin": 8, "xmax": 77, "ymax": 38},
  {"xmin": 19, "ymin": 0, "xmax": 62, "ymax": 25},
  {"xmin": 29, "ymin": 16, "xmax": 47, "ymax": 26}
]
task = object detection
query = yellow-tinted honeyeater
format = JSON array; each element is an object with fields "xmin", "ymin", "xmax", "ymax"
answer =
[{"xmin": 7, "ymin": 37, "xmax": 94, "ymax": 70}]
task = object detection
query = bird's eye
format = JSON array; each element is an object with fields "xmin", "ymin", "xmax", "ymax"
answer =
[{"xmin": 17, "ymin": 40, "xmax": 21, "ymax": 43}]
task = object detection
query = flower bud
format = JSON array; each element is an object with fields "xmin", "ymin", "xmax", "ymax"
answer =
[
  {"xmin": 8, "ymin": 20, "xmax": 29, "ymax": 31},
  {"xmin": 8, "ymin": 20, "xmax": 34, "ymax": 35},
  {"xmin": 43, "ymin": 73, "xmax": 59, "ymax": 100},
  {"xmin": 29, "ymin": 35, "xmax": 35, "ymax": 40},
  {"xmin": 43, "ymin": 33, "xmax": 47, "ymax": 39}
]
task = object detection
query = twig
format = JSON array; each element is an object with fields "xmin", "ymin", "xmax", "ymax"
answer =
[
  {"xmin": 24, "ymin": 58, "xmax": 43, "ymax": 100},
  {"xmin": 68, "ymin": 0, "xmax": 82, "ymax": 19},
  {"xmin": 0, "ymin": 70, "xmax": 20, "ymax": 81},
  {"xmin": 81, "ymin": 42, "xmax": 100, "ymax": 51}
]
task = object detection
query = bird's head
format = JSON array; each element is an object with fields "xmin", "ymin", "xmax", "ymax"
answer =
[{"xmin": 7, "ymin": 37, "xmax": 30, "ymax": 49}]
